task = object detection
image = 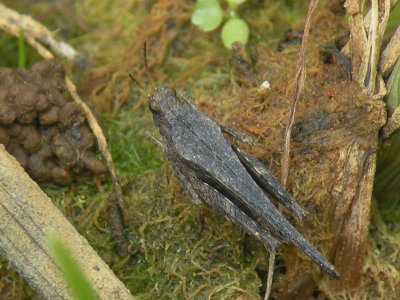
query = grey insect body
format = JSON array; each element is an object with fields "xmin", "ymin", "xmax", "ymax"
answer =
[{"xmin": 149, "ymin": 87, "xmax": 339, "ymax": 279}]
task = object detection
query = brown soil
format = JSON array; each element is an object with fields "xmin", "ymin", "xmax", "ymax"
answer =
[{"xmin": 0, "ymin": 60, "xmax": 108, "ymax": 185}]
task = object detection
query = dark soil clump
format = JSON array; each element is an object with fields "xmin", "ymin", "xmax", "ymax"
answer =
[{"xmin": 0, "ymin": 60, "xmax": 107, "ymax": 185}]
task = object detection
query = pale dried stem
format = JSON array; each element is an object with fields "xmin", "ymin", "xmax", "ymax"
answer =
[
  {"xmin": 344, "ymin": 0, "xmax": 392, "ymax": 96},
  {"xmin": 367, "ymin": 0, "xmax": 391, "ymax": 93},
  {"xmin": 343, "ymin": 0, "xmax": 394, "ymax": 83},
  {"xmin": 281, "ymin": 0, "xmax": 319, "ymax": 186},
  {"xmin": 264, "ymin": 251, "xmax": 276, "ymax": 300},
  {"xmin": 345, "ymin": 0, "xmax": 368, "ymax": 86},
  {"xmin": 366, "ymin": 0, "xmax": 379, "ymax": 92},
  {"xmin": 342, "ymin": 0, "xmax": 398, "ymax": 50},
  {"xmin": 380, "ymin": 25, "xmax": 400, "ymax": 76},
  {"xmin": 65, "ymin": 77, "xmax": 131, "ymax": 224}
]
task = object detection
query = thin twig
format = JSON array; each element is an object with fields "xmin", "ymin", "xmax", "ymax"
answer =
[
  {"xmin": 65, "ymin": 78, "xmax": 131, "ymax": 225},
  {"xmin": 366, "ymin": 0, "xmax": 379, "ymax": 92},
  {"xmin": 264, "ymin": 251, "xmax": 276, "ymax": 300},
  {"xmin": 281, "ymin": 0, "xmax": 319, "ymax": 186}
]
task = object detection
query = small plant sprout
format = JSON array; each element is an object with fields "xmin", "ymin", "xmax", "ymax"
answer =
[
  {"xmin": 191, "ymin": 0, "xmax": 250, "ymax": 50},
  {"xmin": 191, "ymin": 0, "xmax": 223, "ymax": 32}
]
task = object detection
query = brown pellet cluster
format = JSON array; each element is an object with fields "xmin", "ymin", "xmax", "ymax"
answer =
[{"xmin": 0, "ymin": 59, "xmax": 108, "ymax": 185}]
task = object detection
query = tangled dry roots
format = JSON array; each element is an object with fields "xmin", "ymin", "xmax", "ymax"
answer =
[{"xmin": 0, "ymin": 59, "xmax": 108, "ymax": 185}]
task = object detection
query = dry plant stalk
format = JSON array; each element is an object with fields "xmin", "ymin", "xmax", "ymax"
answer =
[
  {"xmin": 0, "ymin": 4, "xmax": 131, "ymax": 226},
  {"xmin": 379, "ymin": 25, "xmax": 400, "ymax": 76},
  {"xmin": 326, "ymin": 0, "xmax": 396, "ymax": 291},
  {"xmin": 0, "ymin": 145, "xmax": 134, "ymax": 300},
  {"xmin": 281, "ymin": 0, "xmax": 319, "ymax": 186},
  {"xmin": 280, "ymin": 0, "xmax": 398, "ymax": 294},
  {"xmin": 273, "ymin": 1, "xmax": 318, "ymax": 299}
]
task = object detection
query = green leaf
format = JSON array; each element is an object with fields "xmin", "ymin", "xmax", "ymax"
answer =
[
  {"xmin": 387, "ymin": 58, "xmax": 400, "ymax": 114},
  {"xmin": 49, "ymin": 236, "xmax": 98, "ymax": 300},
  {"xmin": 221, "ymin": 18, "xmax": 249, "ymax": 49},
  {"xmin": 227, "ymin": 0, "xmax": 247, "ymax": 10},
  {"xmin": 191, "ymin": 0, "xmax": 223, "ymax": 32}
]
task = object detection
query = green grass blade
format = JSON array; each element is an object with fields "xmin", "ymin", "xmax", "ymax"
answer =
[
  {"xmin": 49, "ymin": 236, "xmax": 98, "ymax": 300},
  {"xmin": 387, "ymin": 58, "xmax": 400, "ymax": 114}
]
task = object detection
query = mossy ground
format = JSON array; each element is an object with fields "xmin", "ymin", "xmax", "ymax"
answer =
[{"xmin": 0, "ymin": 0, "xmax": 399, "ymax": 299}]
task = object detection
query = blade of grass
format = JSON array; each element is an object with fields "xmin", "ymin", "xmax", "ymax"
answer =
[{"xmin": 49, "ymin": 236, "xmax": 98, "ymax": 300}]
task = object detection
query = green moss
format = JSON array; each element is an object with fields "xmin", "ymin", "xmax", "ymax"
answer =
[
  {"xmin": 114, "ymin": 170, "xmax": 263, "ymax": 299},
  {"xmin": 106, "ymin": 109, "xmax": 163, "ymax": 176}
]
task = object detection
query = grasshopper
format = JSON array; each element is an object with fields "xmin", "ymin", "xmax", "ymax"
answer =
[{"xmin": 129, "ymin": 46, "xmax": 339, "ymax": 282}]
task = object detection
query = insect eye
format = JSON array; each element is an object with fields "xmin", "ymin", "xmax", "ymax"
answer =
[{"xmin": 149, "ymin": 100, "xmax": 161, "ymax": 113}]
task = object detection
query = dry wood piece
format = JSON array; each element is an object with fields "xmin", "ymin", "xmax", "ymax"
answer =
[{"xmin": 0, "ymin": 145, "xmax": 134, "ymax": 300}]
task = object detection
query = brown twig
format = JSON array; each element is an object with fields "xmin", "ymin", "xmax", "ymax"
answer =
[
  {"xmin": 281, "ymin": 0, "xmax": 319, "ymax": 186},
  {"xmin": 366, "ymin": 0, "xmax": 380, "ymax": 92},
  {"xmin": 263, "ymin": 250, "xmax": 276, "ymax": 300},
  {"xmin": 65, "ymin": 78, "xmax": 131, "ymax": 224}
]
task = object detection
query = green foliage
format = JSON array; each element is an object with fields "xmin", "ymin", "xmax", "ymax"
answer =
[
  {"xmin": 191, "ymin": 0, "xmax": 249, "ymax": 49},
  {"xmin": 191, "ymin": 0, "xmax": 223, "ymax": 32},
  {"xmin": 387, "ymin": 58, "xmax": 400, "ymax": 114},
  {"xmin": 18, "ymin": 29, "xmax": 26, "ymax": 69},
  {"xmin": 227, "ymin": 0, "xmax": 246, "ymax": 10},
  {"xmin": 376, "ymin": 60, "xmax": 400, "ymax": 226},
  {"xmin": 221, "ymin": 17, "xmax": 249, "ymax": 49},
  {"xmin": 48, "ymin": 236, "xmax": 98, "ymax": 300}
]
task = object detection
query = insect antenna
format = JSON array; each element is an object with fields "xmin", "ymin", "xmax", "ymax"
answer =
[
  {"xmin": 128, "ymin": 74, "xmax": 150, "ymax": 98},
  {"xmin": 143, "ymin": 42, "xmax": 156, "ymax": 90}
]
